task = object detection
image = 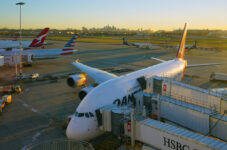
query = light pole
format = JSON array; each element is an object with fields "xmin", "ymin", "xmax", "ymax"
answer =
[{"xmin": 16, "ymin": 2, "xmax": 25, "ymax": 76}]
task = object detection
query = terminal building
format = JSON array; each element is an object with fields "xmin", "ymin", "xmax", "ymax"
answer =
[{"xmin": 96, "ymin": 76, "xmax": 227, "ymax": 150}]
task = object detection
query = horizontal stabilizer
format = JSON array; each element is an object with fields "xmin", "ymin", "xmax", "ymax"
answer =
[
  {"xmin": 151, "ymin": 57, "xmax": 166, "ymax": 63},
  {"xmin": 187, "ymin": 63, "xmax": 224, "ymax": 68}
]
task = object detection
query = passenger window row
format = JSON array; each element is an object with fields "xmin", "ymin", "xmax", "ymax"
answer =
[{"xmin": 75, "ymin": 111, "xmax": 94, "ymax": 118}]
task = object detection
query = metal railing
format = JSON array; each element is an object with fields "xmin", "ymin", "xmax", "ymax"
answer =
[{"xmin": 26, "ymin": 139, "xmax": 94, "ymax": 150}]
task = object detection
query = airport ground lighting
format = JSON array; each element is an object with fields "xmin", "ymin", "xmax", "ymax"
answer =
[{"xmin": 16, "ymin": 2, "xmax": 25, "ymax": 76}]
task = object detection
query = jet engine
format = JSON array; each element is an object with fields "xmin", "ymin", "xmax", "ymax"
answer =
[
  {"xmin": 67, "ymin": 73, "xmax": 87, "ymax": 88},
  {"xmin": 78, "ymin": 84, "xmax": 97, "ymax": 100}
]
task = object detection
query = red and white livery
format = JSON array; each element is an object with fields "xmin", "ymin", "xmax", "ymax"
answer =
[{"xmin": 0, "ymin": 28, "xmax": 49, "ymax": 49}]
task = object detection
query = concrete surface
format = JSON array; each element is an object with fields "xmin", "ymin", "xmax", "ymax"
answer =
[{"xmin": 0, "ymin": 40, "xmax": 226, "ymax": 150}]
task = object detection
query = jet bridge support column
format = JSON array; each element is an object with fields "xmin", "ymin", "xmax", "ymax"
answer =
[
  {"xmin": 130, "ymin": 109, "xmax": 135, "ymax": 149},
  {"xmin": 152, "ymin": 94, "xmax": 161, "ymax": 121},
  {"xmin": 157, "ymin": 94, "xmax": 161, "ymax": 121}
]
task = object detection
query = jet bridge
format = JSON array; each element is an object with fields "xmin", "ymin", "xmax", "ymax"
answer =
[
  {"xmin": 97, "ymin": 104, "xmax": 227, "ymax": 150},
  {"xmin": 144, "ymin": 76, "xmax": 227, "ymax": 115},
  {"xmin": 96, "ymin": 75, "xmax": 227, "ymax": 148},
  {"xmin": 134, "ymin": 76, "xmax": 227, "ymax": 141}
]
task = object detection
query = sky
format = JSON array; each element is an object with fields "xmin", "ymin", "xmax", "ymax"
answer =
[{"xmin": 0, "ymin": 0, "xmax": 227, "ymax": 31}]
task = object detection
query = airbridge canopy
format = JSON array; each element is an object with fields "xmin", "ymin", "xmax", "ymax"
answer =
[{"xmin": 145, "ymin": 76, "xmax": 227, "ymax": 115}]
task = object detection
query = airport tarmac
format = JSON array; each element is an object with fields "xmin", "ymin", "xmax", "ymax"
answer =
[{"xmin": 0, "ymin": 40, "xmax": 227, "ymax": 150}]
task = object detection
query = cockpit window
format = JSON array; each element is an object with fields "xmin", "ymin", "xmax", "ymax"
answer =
[
  {"xmin": 89, "ymin": 112, "xmax": 94, "ymax": 117},
  {"xmin": 75, "ymin": 111, "xmax": 78, "ymax": 116},
  {"xmin": 85, "ymin": 113, "xmax": 89, "ymax": 118},
  {"xmin": 78, "ymin": 113, "xmax": 84, "ymax": 117},
  {"xmin": 75, "ymin": 112, "xmax": 94, "ymax": 118}
]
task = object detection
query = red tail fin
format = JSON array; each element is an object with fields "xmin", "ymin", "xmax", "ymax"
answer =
[
  {"xmin": 29, "ymin": 28, "xmax": 49, "ymax": 47},
  {"xmin": 176, "ymin": 23, "xmax": 188, "ymax": 59},
  {"xmin": 12, "ymin": 36, "xmax": 17, "ymax": 41}
]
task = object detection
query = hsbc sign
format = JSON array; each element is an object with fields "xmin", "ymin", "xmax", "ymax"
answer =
[{"xmin": 163, "ymin": 137, "xmax": 191, "ymax": 150}]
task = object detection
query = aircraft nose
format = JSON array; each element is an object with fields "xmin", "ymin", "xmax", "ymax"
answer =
[
  {"xmin": 66, "ymin": 116, "xmax": 92, "ymax": 141},
  {"xmin": 66, "ymin": 117, "xmax": 82, "ymax": 140}
]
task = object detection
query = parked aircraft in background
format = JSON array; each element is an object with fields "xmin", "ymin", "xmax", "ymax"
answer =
[
  {"xmin": 0, "ymin": 28, "xmax": 49, "ymax": 49},
  {"xmin": 210, "ymin": 88, "xmax": 227, "ymax": 96},
  {"xmin": 66, "ymin": 23, "xmax": 222, "ymax": 140},
  {"xmin": 12, "ymin": 36, "xmax": 18, "ymax": 41},
  {"xmin": 185, "ymin": 41, "xmax": 197, "ymax": 49},
  {"xmin": 0, "ymin": 34, "xmax": 78, "ymax": 59},
  {"xmin": 123, "ymin": 37, "xmax": 152, "ymax": 49},
  {"xmin": 177, "ymin": 40, "xmax": 197, "ymax": 49}
]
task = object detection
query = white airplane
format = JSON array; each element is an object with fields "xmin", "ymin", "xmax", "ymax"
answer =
[
  {"xmin": 176, "ymin": 40, "xmax": 197, "ymax": 50},
  {"xmin": 66, "ymin": 23, "xmax": 222, "ymax": 140},
  {"xmin": 210, "ymin": 88, "xmax": 227, "ymax": 95},
  {"xmin": 0, "ymin": 34, "xmax": 78, "ymax": 59},
  {"xmin": 185, "ymin": 41, "xmax": 197, "ymax": 49},
  {"xmin": 123, "ymin": 37, "xmax": 152, "ymax": 49},
  {"xmin": 0, "ymin": 28, "xmax": 49, "ymax": 49}
]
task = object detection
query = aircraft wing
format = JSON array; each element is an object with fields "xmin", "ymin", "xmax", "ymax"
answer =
[
  {"xmin": 187, "ymin": 63, "xmax": 224, "ymax": 68},
  {"xmin": 72, "ymin": 60, "xmax": 118, "ymax": 84}
]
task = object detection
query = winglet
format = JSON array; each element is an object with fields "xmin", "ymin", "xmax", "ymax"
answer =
[{"xmin": 176, "ymin": 23, "xmax": 188, "ymax": 59}]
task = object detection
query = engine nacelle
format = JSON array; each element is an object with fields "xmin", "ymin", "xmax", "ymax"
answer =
[
  {"xmin": 78, "ymin": 84, "xmax": 97, "ymax": 100},
  {"xmin": 67, "ymin": 73, "xmax": 86, "ymax": 88}
]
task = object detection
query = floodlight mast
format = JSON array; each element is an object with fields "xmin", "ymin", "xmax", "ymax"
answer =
[{"xmin": 16, "ymin": 2, "xmax": 25, "ymax": 76}]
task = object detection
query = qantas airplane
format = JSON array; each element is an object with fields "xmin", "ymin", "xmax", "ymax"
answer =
[
  {"xmin": 123, "ymin": 37, "xmax": 152, "ymax": 49},
  {"xmin": 66, "ymin": 23, "xmax": 221, "ymax": 140},
  {"xmin": 0, "ymin": 28, "xmax": 49, "ymax": 49},
  {"xmin": 0, "ymin": 34, "xmax": 78, "ymax": 59}
]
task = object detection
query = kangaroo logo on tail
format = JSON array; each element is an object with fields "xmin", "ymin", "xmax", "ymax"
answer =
[
  {"xmin": 29, "ymin": 28, "xmax": 50, "ymax": 48},
  {"xmin": 176, "ymin": 23, "xmax": 188, "ymax": 59}
]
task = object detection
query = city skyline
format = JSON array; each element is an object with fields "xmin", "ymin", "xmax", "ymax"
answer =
[{"xmin": 1, "ymin": 0, "xmax": 227, "ymax": 31}]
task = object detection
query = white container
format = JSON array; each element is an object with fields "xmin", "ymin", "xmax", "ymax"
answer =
[
  {"xmin": 0, "ymin": 56, "xmax": 4, "ymax": 66},
  {"xmin": 210, "ymin": 72, "xmax": 227, "ymax": 81},
  {"xmin": 4, "ymin": 55, "xmax": 19, "ymax": 66},
  {"xmin": 4, "ymin": 54, "xmax": 32, "ymax": 66}
]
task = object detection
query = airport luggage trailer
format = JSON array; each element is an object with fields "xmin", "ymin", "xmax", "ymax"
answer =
[
  {"xmin": 0, "ymin": 100, "xmax": 5, "ymax": 114},
  {"xmin": 2, "ymin": 95, "xmax": 12, "ymax": 104},
  {"xmin": 0, "ymin": 85, "xmax": 22, "ymax": 94},
  {"xmin": 0, "ymin": 95, "xmax": 12, "ymax": 115}
]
